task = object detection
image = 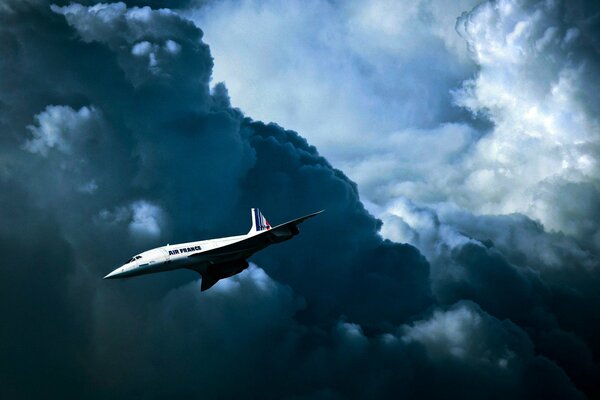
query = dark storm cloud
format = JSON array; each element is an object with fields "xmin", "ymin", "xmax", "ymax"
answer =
[
  {"xmin": 0, "ymin": 178, "xmax": 91, "ymax": 398},
  {"xmin": 437, "ymin": 240, "xmax": 600, "ymax": 397},
  {"xmin": 385, "ymin": 195, "xmax": 600, "ymax": 397},
  {"xmin": 0, "ymin": 0, "xmax": 598, "ymax": 399},
  {"xmin": 238, "ymin": 120, "xmax": 432, "ymax": 327},
  {"xmin": 0, "ymin": 1, "xmax": 431, "ymax": 397}
]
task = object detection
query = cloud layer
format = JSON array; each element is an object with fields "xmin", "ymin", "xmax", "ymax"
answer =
[
  {"xmin": 188, "ymin": 0, "xmax": 600, "ymax": 397},
  {"xmin": 0, "ymin": 0, "xmax": 599, "ymax": 399},
  {"xmin": 191, "ymin": 0, "xmax": 600, "ymax": 244}
]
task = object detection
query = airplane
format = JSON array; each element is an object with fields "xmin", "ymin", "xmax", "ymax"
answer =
[{"xmin": 104, "ymin": 208, "xmax": 323, "ymax": 291}]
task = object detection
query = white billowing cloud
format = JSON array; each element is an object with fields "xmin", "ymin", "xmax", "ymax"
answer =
[
  {"xmin": 384, "ymin": 0, "xmax": 600, "ymax": 239},
  {"xmin": 131, "ymin": 39, "xmax": 182, "ymax": 73},
  {"xmin": 452, "ymin": 0, "xmax": 600, "ymax": 227},
  {"xmin": 402, "ymin": 303, "xmax": 514, "ymax": 367},
  {"xmin": 209, "ymin": 263, "xmax": 278, "ymax": 294},
  {"xmin": 381, "ymin": 196, "xmax": 598, "ymax": 276},
  {"xmin": 131, "ymin": 40, "xmax": 153, "ymax": 56},
  {"xmin": 375, "ymin": 0, "xmax": 600, "ymax": 264},
  {"xmin": 164, "ymin": 39, "xmax": 181, "ymax": 54},
  {"xmin": 188, "ymin": 0, "xmax": 600, "ymax": 251},
  {"xmin": 50, "ymin": 3, "xmax": 180, "ymax": 45},
  {"xmin": 185, "ymin": 0, "xmax": 479, "ymax": 181},
  {"xmin": 24, "ymin": 105, "xmax": 102, "ymax": 156},
  {"xmin": 129, "ymin": 200, "xmax": 164, "ymax": 238},
  {"xmin": 97, "ymin": 200, "xmax": 165, "ymax": 238},
  {"xmin": 402, "ymin": 303, "xmax": 481, "ymax": 358},
  {"xmin": 380, "ymin": 197, "xmax": 475, "ymax": 259},
  {"xmin": 345, "ymin": 122, "xmax": 480, "ymax": 204}
]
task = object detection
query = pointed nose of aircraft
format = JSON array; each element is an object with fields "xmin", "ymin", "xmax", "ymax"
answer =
[{"xmin": 104, "ymin": 267, "xmax": 123, "ymax": 279}]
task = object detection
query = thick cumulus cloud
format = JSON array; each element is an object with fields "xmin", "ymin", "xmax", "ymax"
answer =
[
  {"xmin": 188, "ymin": 0, "xmax": 600, "ymax": 398},
  {"xmin": 452, "ymin": 0, "xmax": 600, "ymax": 246},
  {"xmin": 381, "ymin": 196, "xmax": 600, "ymax": 396},
  {"xmin": 0, "ymin": 0, "xmax": 598, "ymax": 399},
  {"xmin": 186, "ymin": 0, "xmax": 484, "ymax": 205},
  {"xmin": 388, "ymin": 0, "xmax": 600, "ymax": 388},
  {"xmin": 377, "ymin": 1, "xmax": 600, "ymax": 394},
  {"xmin": 191, "ymin": 0, "xmax": 600, "ymax": 249}
]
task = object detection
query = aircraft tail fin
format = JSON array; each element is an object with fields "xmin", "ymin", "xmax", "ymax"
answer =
[{"xmin": 248, "ymin": 208, "xmax": 271, "ymax": 234}]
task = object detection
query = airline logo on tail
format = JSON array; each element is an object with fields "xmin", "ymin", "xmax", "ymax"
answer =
[{"xmin": 252, "ymin": 208, "xmax": 271, "ymax": 232}]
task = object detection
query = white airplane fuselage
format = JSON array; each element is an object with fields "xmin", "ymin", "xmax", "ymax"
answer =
[{"xmin": 104, "ymin": 208, "xmax": 322, "ymax": 291}]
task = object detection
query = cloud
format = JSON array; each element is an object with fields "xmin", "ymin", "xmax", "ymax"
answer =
[
  {"xmin": 184, "ymin": 0, "xmax": 482, "ymax": 190},
  {"xmin": 379, "ymin": 195, "xmax": 600, "ymax": 395},
  {"xmin": 402, "ymin": 303, "xmax": 490, "ymax": 361},
  {"xmin": 52, "ymin": 2, "xmax": 210, "ymax": 85},
  {"xmin": 188, "ymin": 0, "xmax": 600, "ymax": 250},
  {"xmin": 1, "ymin": 0, "xmax": 599, "ymax": 399},
  {"xmin": 398, "ymin": 302, "xmax": 585, "ymax": 399},
  {"xmin": 447, "ymin": 0, "xmax": 600, "ymax": 248},
  {"xmin": 0, "ymin": 1, "xmax": 429, "ymax": 397},
  {"xmin": 0, "ymin": 177, "xmax": 90, "ymax": 398},
  {"xmin": 186, "ymin": 0, "xmax": 600, "ymax": 396},
  {"xmin": 24, "ymin": 105, "xmax": 102, "ymax": 156},
  {"xmin": 128, "ymin": 200, "xmax": 164, "ymax": 237}
]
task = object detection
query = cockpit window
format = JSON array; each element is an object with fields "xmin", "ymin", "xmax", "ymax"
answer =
[{"xmin": 125, "ymin": 255, "xmax": 142, "ymax": 264}]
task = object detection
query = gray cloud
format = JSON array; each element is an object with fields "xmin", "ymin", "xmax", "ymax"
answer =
[
  {"xmin": 190, "ymin": 0, "xmax": 600, "ymax": 397},
  {"xmin": 0, "ymin": 0, "xmax": 598, "ymax": 399},
  {"xmin": 382, "ymin": 195, "xmax": 600, "ymax": 395}
]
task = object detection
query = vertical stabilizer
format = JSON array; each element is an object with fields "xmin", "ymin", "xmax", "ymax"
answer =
[{"xmin": 249, "ymin": 208, "xmax": 271, "ymax": 234}]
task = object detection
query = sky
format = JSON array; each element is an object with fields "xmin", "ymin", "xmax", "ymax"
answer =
[{"xmin": 1, "ymin": 0, "xmax": 600, "ymax": 399}]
